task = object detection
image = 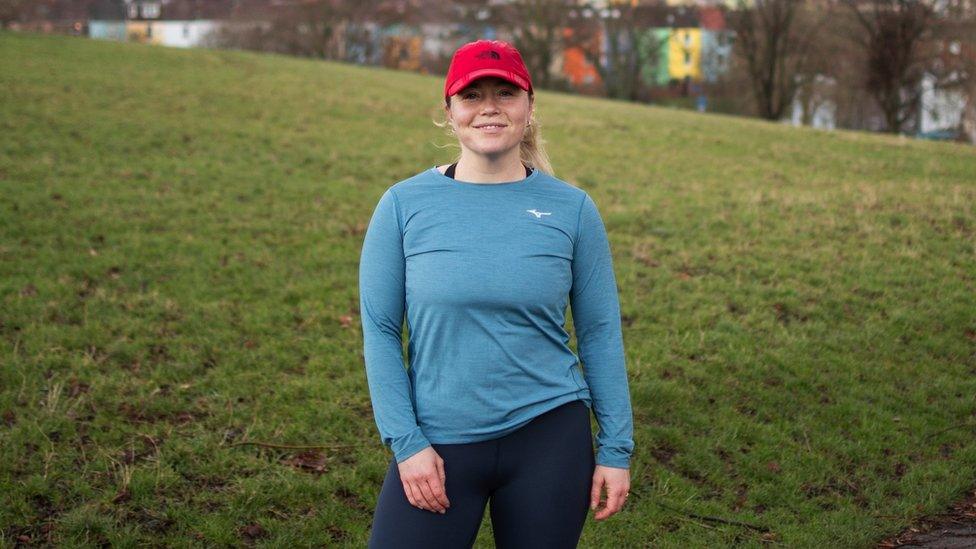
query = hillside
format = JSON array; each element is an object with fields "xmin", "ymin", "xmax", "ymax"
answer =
[{"xmin": 1, "ymin": 30, "xmax": 975, "ymax": 547}]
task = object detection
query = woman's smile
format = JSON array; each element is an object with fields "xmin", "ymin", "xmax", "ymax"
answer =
[
  {"xmin": 445, "ymin": 76, "xmax": 532, "ymax": 160},
  {"xmin": 476, "ymin": 124, "xmax": 507, "ymax": 134}
]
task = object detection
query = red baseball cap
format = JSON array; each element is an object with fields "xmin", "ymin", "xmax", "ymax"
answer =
[{"xmin": 444, "ymin": 40, "xmax": 533, "ymax": 100}]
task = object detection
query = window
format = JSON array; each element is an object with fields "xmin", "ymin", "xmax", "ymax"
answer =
[
  {"xmin": 684, "ymin": 32, "xmax": 691, "ymax": 46},
  {"xmin": 141, "ymin": 2, "xmax": 160, "ymax": 19},
  {"xmin": 127, "ymin": 4, "xmax": 138, "ymax": 18},
  {"xmin": 182, "ymin": 24, "xmax": 190, "ymax": 38},
  {"xmin": 146, "ymin": 23, "xmax": 152, "ymax": 38},
  {"xmin": 684, "ymin": 51, "xmax": 691, "ymax": 66}
]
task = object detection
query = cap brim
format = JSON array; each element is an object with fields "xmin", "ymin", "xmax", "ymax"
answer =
[{"xmin": 446, "ymin": 68, "xmax": 531, "ymax": 98}]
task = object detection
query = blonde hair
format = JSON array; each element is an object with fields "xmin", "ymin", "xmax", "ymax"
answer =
[{"xmin": 434, "ymin": 94, "xmax": 554, "ymax": 175}]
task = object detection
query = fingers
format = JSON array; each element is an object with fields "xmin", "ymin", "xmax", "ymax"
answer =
[
  {"xmin": 418, "ymin": 477, "xmax": 446, "ymax": 513},
  {"xmin": 435, "ymin": 457, "xmax": 451, "ymax": 508},
  {"xmin": 402, "ymin": 481, "xmax": 422, "ymax": 510},
  {"xmin": 400, "ymin": 456, "xmax": 450, "ymax": 514},
  {"xmin": 591, "ymin": 469, "xmax": 631, "ymax": 520},
  {"xmin": 590, "ymin": 474, "xmax": 605, "ymax": 512},
  {"xmin": 594, "ymin": 485, "xmax": 628, "ymax": 520},
  {"xmin": 402, "ymin": 478, "xmax": 440, "ymax": 512}
]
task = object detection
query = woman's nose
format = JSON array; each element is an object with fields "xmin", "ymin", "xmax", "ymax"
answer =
[{"xmin": 480, "ymin": 97, "xmax": 501, "ymax": 113}]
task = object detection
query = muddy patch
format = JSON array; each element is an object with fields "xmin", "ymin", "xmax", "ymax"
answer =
[{"xmin": 878, "ymin": 486, "xmax": 976, "ymax": 548}]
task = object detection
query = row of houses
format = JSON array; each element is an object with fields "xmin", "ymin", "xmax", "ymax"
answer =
[
  {"xmin": 84, "ymin": 1, "xmax": 735, "ymax": 89},
  {"xmin": 11, "ymin": 0, "xmax": 969, "ymax": 138},
  {"xmin": 88, "ymin": 0, "xmax": 229, "ymax": 49}
]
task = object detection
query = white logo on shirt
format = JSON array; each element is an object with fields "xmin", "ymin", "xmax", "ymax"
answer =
[{"xmin": 526, "ymin": 209, "xmax": 551, "ymax": 218}]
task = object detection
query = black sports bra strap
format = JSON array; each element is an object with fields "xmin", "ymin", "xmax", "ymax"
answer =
[{"xmin": 444, "ymin": 162, "xmax": 532, "ymax": 180}]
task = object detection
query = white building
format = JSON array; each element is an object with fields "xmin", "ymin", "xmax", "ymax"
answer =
[
  {"xmin": 788, "ymin": 74, "xmax": 837, "ymax": 130},
  {"xmin": 919, "ymin": 70, "xmax": 967, "ymax": 136},
  {"xmin": 88, "ymin": 0, "xmax": 229, "ymax": 49}
]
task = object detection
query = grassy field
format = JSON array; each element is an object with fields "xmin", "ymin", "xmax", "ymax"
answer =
[{"xmin": 1, "ymin": 30, "xmax": 975, "ymax": 547}]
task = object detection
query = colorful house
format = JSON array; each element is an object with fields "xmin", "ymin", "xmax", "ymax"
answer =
[
  {"xmin": 668, "ymin": 28, "xmax": 702, "ymax": 82},
  {"xmin": 564, "ymin": 4, "xmax": 718, "ymax": 91},
  {"xmin": 638, "ymin": 28, "xmax": 672, "ymax": 87},
  {"xmin": 700, "ymin": 29, "xmax": 734, "ymax": 83},
  {"xmin": 561, "ymin": 27, "xmax": 602, "ymax": 90},
  {"xmin": 88, "ymin": 20, "xmax": 127, "ymax": 41},
  {"xmin": 698, "ymin": 5, "xmax": 733, "ymax": 83}
]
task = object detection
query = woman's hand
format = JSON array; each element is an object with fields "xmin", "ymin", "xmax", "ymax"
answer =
[
  {"xmin": 590, "ymin": 464, "xmax": 630, "ymax": 520},
  {"xmin": 397, "ymin": 446, "xmax": 451, "ymax": 514}
]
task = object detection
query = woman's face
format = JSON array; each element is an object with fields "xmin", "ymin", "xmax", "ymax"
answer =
[{"xmin": 445, "ymin": 77, "xmax": 534, "ymax": 159}]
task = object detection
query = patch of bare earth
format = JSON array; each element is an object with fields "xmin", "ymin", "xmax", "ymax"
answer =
[{"xmin": 878, "ymin": 486, "xmax": 976, "ymax": 548}]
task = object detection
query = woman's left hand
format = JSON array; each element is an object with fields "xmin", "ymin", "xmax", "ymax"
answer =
[{"xmin": 590, "ymin": 464, "xmax": 631, "ymax": 520}]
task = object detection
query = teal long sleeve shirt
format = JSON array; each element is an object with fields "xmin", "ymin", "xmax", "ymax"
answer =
[{"xmin": 358, "ymin": 166, "xmax": 634, "ymax": 468}]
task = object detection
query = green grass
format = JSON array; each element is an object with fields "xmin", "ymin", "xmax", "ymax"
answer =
[{"xmin": 1, "ymin": 30, "xmax": 975, "ymax": 547}]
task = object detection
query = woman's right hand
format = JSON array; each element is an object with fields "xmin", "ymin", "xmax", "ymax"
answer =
[{"xmin": 398, "ymin": 446, "xmax": 451, "ymax": 513}]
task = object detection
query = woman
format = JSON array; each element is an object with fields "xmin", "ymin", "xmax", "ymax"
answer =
[{"xmin": 359, "ymin": 39, "xmax": 634, "ymax": 548}]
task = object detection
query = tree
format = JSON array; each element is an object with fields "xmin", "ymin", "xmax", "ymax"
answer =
[
  {"xmin": 839, "ymin": 0, "xmax": 942, "ymax": 133},
  {"xmin": 212, "ymin": 0, "xmax": 405, "ymax": 62},
  {"xmin": 726, "ymin": 0, "xmax": 828, "ymax": 120},
  {"xmin": 1, "ymin": 0, "xmax": 31, "ymax": 27}
]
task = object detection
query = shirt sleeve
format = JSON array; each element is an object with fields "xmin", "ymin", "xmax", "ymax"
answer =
[
  {"xmin": 570, "ymin": 192, "xmax": 635, "ymax": 469},
  {"xmin": 359, "ymin": 188, "xmax": 432, "ymax": 464}
]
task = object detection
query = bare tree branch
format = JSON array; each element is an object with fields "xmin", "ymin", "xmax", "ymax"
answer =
[
  {"xmin": 727, "ymin": 0, "xmax": 826, "ymax": 120},
  {"xmin": 840, "ymin": 0, "xmax": 943, "ymax": 133}
]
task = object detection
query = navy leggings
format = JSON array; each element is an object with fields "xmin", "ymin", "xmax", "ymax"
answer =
[{"xmin": 368, "ymin": 399, "xmax": 596, "ymax": 548}]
